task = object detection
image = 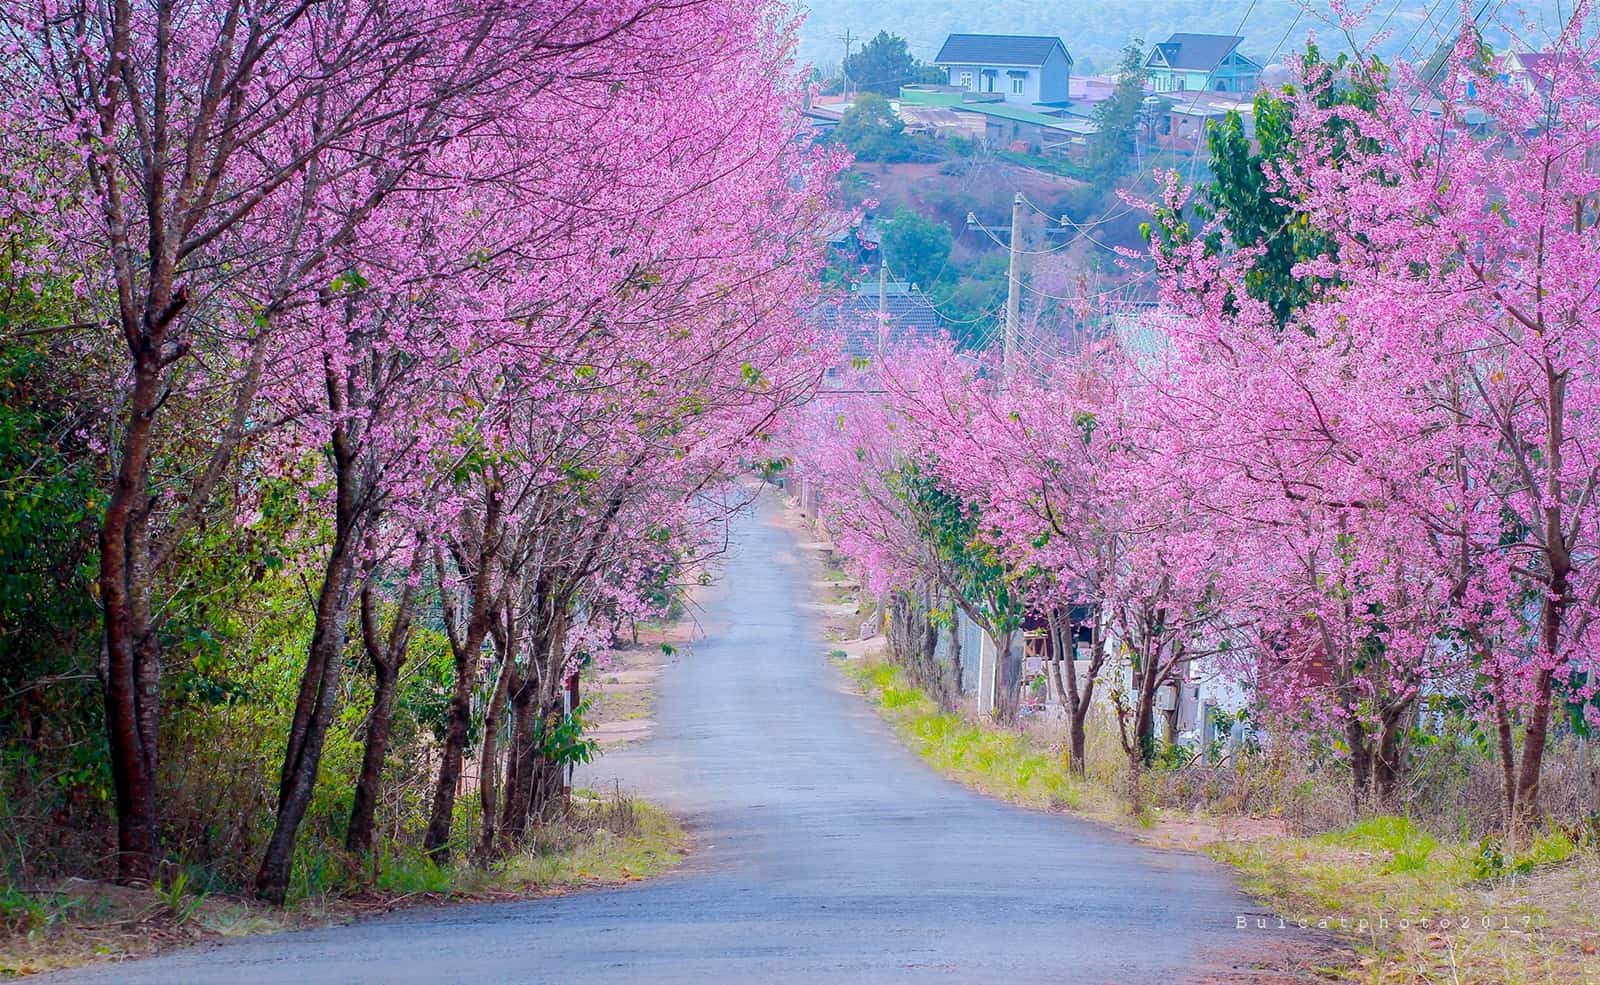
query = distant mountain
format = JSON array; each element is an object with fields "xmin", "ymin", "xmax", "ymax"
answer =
[{"xmin": 796, "ymin": 1, "xmax": 1569, "ymax": 77}]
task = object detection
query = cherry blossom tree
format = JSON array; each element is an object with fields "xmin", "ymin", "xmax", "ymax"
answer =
[
  {"xmin": 1141, "ymin": 9, "xmax": 1600, "ymax": 824},
  {"xmin": 2, "ymin": 0, "xmax": 839, "ymax": 891},
  {"xmin": 1283, "ymin": 17, "xmax": 1600, "ymax": 828}
]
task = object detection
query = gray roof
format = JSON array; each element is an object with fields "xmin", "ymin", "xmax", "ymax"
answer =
[
  {"xmin": 1147, "ymin": 33, "xmax": 1251, "ymax": 71},
  {"xmin": 815, "ymin": 286, "xmax": 941, "ymax": 357},
  {"xmin": 934, "ymin": 34, "xmax": 1072, "ymax": 68}
]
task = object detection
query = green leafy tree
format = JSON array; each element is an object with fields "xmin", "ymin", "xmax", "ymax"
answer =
[
  {"xmin": 1151, "ymin": 46, "xmax": 1386, "ymax": 326},
  {"xmin": 927, "ymin": 252, "xmax": 1007, "ymax": 349},
  {"xmin": 879, "ymin": 208, "xmax": 952, "ymax": 290},
  {"xmin": 1085, "ymin": 39, "xmax": 1147, "ymax": 184},
  {"xmin": 891, "ymin": 461, "xmax": 1027, "ymax": 720},
  {"xmin": 0, "ymin": 203, "xmax": 111, "ymax": 854},
  {"xmin": 843, "ymin": 31, "xmax": 943, "ymax": 95},
  {"xmin": 833, "ymin": 92, "xmax": 912, "ymax": 162}
]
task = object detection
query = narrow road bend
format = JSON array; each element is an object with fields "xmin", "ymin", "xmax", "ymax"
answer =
[{"xmin": 52, "ymin": 493, "xmax": 1302, "ymax": 984}]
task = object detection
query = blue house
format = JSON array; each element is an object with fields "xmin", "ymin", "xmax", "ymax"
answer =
[
  {"xmin": 933, "ymin": 34, "xmax": 1073, "ymax": 106},
  {"xmin": 1144, "ymin": 33, "xmax": 1261, "ymax": 94}
]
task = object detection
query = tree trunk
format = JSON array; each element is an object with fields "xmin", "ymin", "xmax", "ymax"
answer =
[
  {"xmin": 1134, "ymin": 667, "xmax": 1158, "ymax": 766},
  {"xmin": 522, "ymin": 605, "xmax": 574, "ymax": 827},
  {"xmin": 99, "ymin": 348, "xmax": 165, "ymax": 886},
  {"xmin": 256, "ymin": 513, "xmax": 361, "ymax": 903},
  {"xmin": 1512, "ymin": 668, "xmax": 1555, "ymax": 835},
  {"xmin": 347, "ymin": 659, "xmax": 399, "ymax": 856},
  {"xmin": 991, "ymin": 629, "xmax": 1021, "ymax": 722},
  {"xmin": 948, "ymin": 617, "xmax": 963, "ymax": 702},
  {"xmin": 1512, "ymin": 360, "xmax": 1573, "ymax": 837},
  {"xmin": 527, "ymin": 722, "xmax": 568, "ymax": 822},
  {"xmin": 1512, "ymin": 561, "xmax": 1568, "ymax": 836},
  {"xmin": 256, "ymin": 530, "xmax": 360, "ymax": 901},
  {"xmin": 1346, "ymin": 716, "xmax": 1372, "ymax": 809},
  {"xmin": 499, "ymin": 678, "xmax": 538, "ymax": 849},
  {"xmin": 423, "ymin": 491, "xmax": 502, "ymax": 863},
  {"xmin": 888, "ymin": 586, "xmax": 955, "ymax": 710},
  {"xmin": 476, "ymin": 629, "xmax": 514, "ymax": 860},
  {"xmin": 423, "ymin": 640, "xmax": 479, "ymax": 862},
  {"xmin": 347, "ymin": 576, "xmax": 419, "ymax": 856},
  {"xmin": 1494, "ymin": 690, "xmax": 1517, "ymax": 826},
  {"xmin": 1051, "ymin": 607, "xmax": 1100, "ymax": 778},
  {"xmin": 1372, "ymin": 701, "xmax": 1412, "ymax": 806},
  {"xmin": 258, "ymin": 366, "xmax": 385, "ymax": 901}
]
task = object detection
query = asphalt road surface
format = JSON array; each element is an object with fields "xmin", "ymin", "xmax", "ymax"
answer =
[{"xmin": 52, "ymin": 494, "xmax": 1305, "ymax": 984}]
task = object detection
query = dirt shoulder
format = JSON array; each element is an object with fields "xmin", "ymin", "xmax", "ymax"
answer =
[{"xmin": 584, "ymin": 583, "xmax": 708, "ymax": 752}]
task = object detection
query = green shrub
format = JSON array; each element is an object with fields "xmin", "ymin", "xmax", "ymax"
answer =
[
  {"xmin": 1324, "ymin": 815, "xmax": 1439, "ymax": 874},
  {"xmin": 0, "ymin": 886, "xmax": 50, "ymax": 934},
  {"xmin": 374, "ymin": 849, "xmax": 452, "ymax": 895},
  {"xmin": 880, "ymin": 686, "xmax": 925, "ymax": 710}
]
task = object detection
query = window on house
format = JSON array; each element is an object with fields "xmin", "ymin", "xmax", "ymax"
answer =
[
  {"xmin": 960, "ymin": 71, "xmax": 973, "ymax": 90},
  {"xmin": 1012, "ymin": 76, "xmax": 1025, "ymax": 94}
]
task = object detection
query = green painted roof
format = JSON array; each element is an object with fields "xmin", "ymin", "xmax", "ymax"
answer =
[{"xmin": 898, "ymin": 87, "xmax": 1096, "ymax": 132}]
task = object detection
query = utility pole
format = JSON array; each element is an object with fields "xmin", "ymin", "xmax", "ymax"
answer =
[
  {"xmin": 877, "ymin": 258, "xmax": 889, "ymax": 342},
  {"xmin": 839, "ymin": 30, "xmax": 855, "ymax": 99},
  {"xmin": 1003, "ymin": 192, "xmax": 1026, "ymax": 380}
]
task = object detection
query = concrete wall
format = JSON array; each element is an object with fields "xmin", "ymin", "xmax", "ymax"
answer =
[{"xmin": 1038, "ymin": 47, "xmax": 1072, "ymax": 102}]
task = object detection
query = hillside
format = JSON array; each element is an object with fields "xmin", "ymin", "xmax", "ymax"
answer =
[{"xmin": 797, "ymin": 0, "xmax": 1570, "ymax": 75}]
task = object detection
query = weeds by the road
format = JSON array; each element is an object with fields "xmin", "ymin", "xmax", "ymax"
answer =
[
  {"xmin": 0, "ymin": 791, "xmax": 687, "ymax": 978},
  {"xmin": 843, "ymin": 661, "xmax": 1122, "ymax": 822},
  {"xmin": 841, "ymin": 656, "xmax": 1600, "ymax": 985}
]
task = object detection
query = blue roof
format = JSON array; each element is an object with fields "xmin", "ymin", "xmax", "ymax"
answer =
[{"xmin": 934, "ymin": 34, "xmax": 1072, "ymax": 68}]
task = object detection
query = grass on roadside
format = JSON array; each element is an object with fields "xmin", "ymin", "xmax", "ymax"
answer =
[
  {"xmin": 840, "ymin": 659, "xmax": 1122, "ymax": 821},
  {"xmin": 1214, "ymin": 816, "xmax": 1599, "ymax": 984},
  {"xmin": 840, "ymin": 656, "xmax": 1600, "ymax": 985},
  {"xmin": 0, "ymin": 791, "xmax": 687, "ymax": 979}
]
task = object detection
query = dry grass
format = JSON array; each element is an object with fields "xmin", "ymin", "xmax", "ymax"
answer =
[
  {"xmin": 0, "ymin": 790, "xmax": 688, "ymax": 978},
  {"xmin": 1217, "ymin": 820, "xmax": 1600, "ymax": 984}
]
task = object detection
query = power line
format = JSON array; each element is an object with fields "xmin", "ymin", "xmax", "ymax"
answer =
[{"xmin": 876, "ymin": 253, "xmax": 1001, "ymax": 326}]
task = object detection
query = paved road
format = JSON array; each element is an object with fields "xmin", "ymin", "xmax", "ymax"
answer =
[{"xmin": 54, "ymin": 495, "xmax": 1300, "ymax": 984}]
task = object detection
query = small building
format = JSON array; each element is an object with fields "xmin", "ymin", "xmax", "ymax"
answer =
[
  {"xmin": 1496, "ymin": 51, "xmax": 1557, "ymax": 98},
  {"xmin": 801, "ymin": 103, "xmax": 843, "ymax": 135},
  {"xmin": 896, "ymin": 102, "xmax": 987, "ymax": 142},
  {"xmin": 898, "ymin": 85, "xmax": 1097, "ymax": 158},
  {"xmin": 815, "ymin": 275, "xmax": 941, "ymax": 370},
  {"xmin": 1144, "ymin": 33, "xmax": 1261, "ymax": 94},
  {"xmin": 1154, "ymin": 91, "xmax": 1255, "ymax": 152},
  {"xmin": 1066, "ymin": 73, "xmax": 1121, "ymax": 109},
  {"xmin": 933, "ymin": 34, "xmax": 1073, "ymax": 106}
]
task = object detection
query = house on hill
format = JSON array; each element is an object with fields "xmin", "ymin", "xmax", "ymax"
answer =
[
  {"xmin": 933, "ymin": 34, "xmax": 1073, "ymax": 106},
  {"xmin": 897, "ymin": 85, "xmax": 1096, "ymax": 157},
  {"xmin": 814, "ymin": 272, "xmax": 941, "ymax": 370},
  {"xmin": 1144, "ymin": 33, "xmax": 1261, "ymax": 94},
  {"xmin": 1497, "ymin": 50, "xmax": 1558, "ymax": 97},
  {"xmin": 1156, "ymin": 91, "xmax": 1256, "ymax": 151}
]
